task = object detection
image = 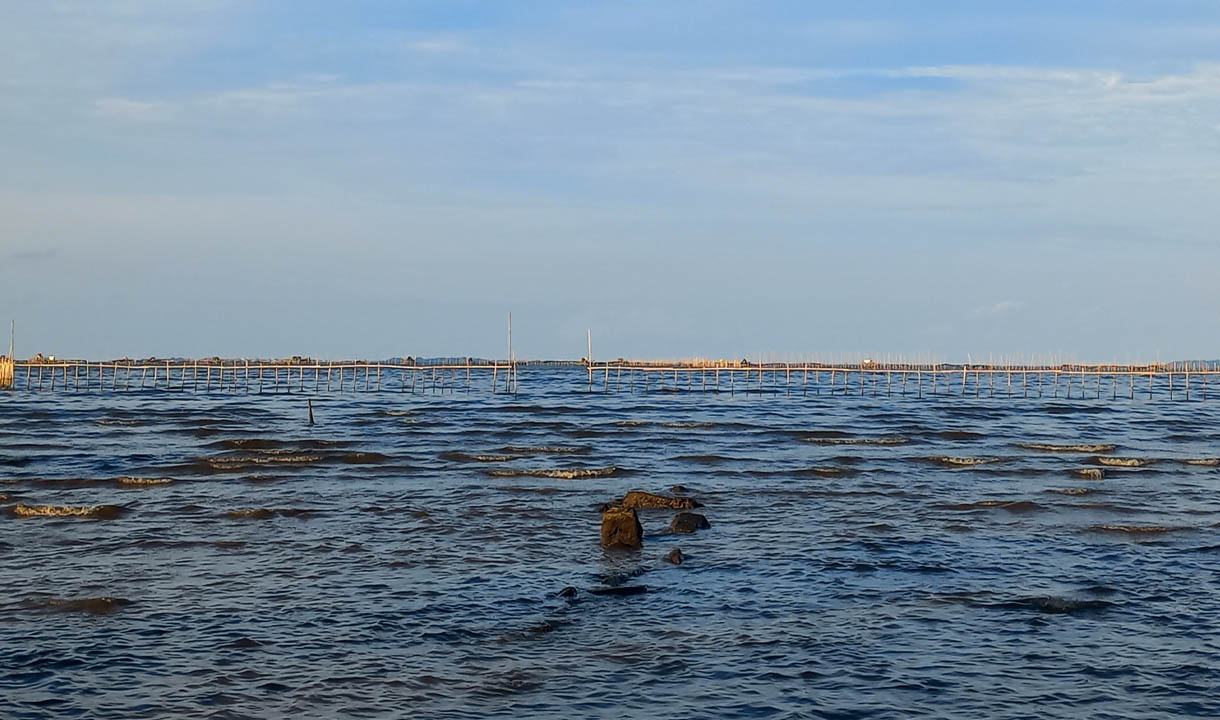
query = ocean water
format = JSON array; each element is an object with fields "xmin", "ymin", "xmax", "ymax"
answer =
[{"xmin": 3, "ymin": 369, "xmax": 1220, "ymax": 719}]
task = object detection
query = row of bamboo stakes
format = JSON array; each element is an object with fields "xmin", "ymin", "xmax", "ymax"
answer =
[
  {"xmin": 585, "ymin": 362, "xmax": 1220, "ymax": 401},
  {"xmin": 2, "ymin": 362, "xmax": 518, "ymax": 395},
  {"xmin": 5, "ymin": 359, "xmax": 1220, "ymax": 401}
]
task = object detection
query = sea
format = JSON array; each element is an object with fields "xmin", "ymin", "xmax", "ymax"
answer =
[{"xmin": 2, "ymin": 369, "xmax": 1219, "ymax": 719}]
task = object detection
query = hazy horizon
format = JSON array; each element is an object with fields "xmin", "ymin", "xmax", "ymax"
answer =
[{"xmin": 3, "ymin": 2, "xmax": 1219, "ymax": 361}]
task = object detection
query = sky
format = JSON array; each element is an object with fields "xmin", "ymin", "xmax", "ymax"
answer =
[{"xmin": 2, "ymin": 1, "xmax": 1219, "ymax": 362}]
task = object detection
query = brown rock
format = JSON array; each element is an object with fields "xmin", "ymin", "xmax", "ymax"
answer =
[
  {"xmin": 621, "ymin": 490, "xmax": 701, "ymax": 510},
  {"xmin": 665, "ymin": 547, "xmax": 684, "ymax": 565},
  {"xmin": 601, "ymin": 506, "xmax": 643, "ymax": 549},
  {"xmin": 669, "ymin": 512, "xmax": 710, "ymax": 534}
]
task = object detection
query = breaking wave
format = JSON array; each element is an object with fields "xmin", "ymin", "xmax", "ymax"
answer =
[
  {"xmin": 11, "ymin": 504, "xmax": 125, "ymax": 519},
  {"xmin": 116, "ymin": 476, "xmax": 173, "ymax": 487},
  {"xmin": 927, "ymin": 456, "xmax": 1002, "ymax": 467},
  {"xmin": 1071, "ymin": 468, "xmax": 1105, "ymax": 480},
  {"xmin": 1095, "ymin": 457, "xmax": 1156, "ymax": 467},
  {"xmin": 802, "ymin": 436, "xmax": 911, "ymax": 446},
  {"xmin": 486, "ymin": 467, "xmax": 621, "ymax": 479},
  {"xmin": 1015, "ymin": 442, "xmax": 1117, "ymax": 453},
  {"xmin": 1089, "ymin": 524, "xmax": 1178, "ymax": 534}
]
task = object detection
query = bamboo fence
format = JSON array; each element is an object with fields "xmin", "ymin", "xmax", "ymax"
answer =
[{"xmin": 6, "ymin": 358, "xmax": 1220, "ymax": 401}]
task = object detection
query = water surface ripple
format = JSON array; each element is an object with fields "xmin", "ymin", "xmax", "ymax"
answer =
[{"xmin": 2, "ymin": 371, "xmax": 1219, "ymax": 719}]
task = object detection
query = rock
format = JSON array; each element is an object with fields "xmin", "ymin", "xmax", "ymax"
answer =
[
  {"xmin": 670, "ymin": 484, "xmax": 689, "ymax": 493},
  {"xmin": 621, "ymin": 490, "xmax": 702, "ymax": 510},
  {"xmin": 601, "ymin": 506, "xmax": 643, "ymax": 549},
  {"xmin": 665, "ymin": 547, "xmax": 684, "ymax": 565},
  {"xmin": 669, "ymin": 512, "xmax": 710, "ymax": 534},
  {"xmin": 554, "ymin": 586, "xmax": 579, "ymax": 599}
]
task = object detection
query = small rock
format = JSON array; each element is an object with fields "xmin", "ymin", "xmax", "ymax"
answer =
[
  {"xmin": 554, "ymin": 586, "xmax": 579, "ymax": 599},
  {"xmin": 665, "ymin": 547, "xmax": 684, "ymax": 565},
  {"xmin": 621, "ymin": 490, "xmax": 702, "ymax": 510},
  {"xmin": 601, "ymin": 506, "xmax": 644, "ymax": 549},
  {"xmin": 669, "ymin": 512, "xmax": 710, "ymax": 534},
  {"xmin": 670, "ymin": 485, "xmax": 689, "ymax": 494}
]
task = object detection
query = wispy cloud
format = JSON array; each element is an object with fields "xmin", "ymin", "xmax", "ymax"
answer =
[
  {"xmin": 970, "ymin": 300, "xmax": 1026, "ymax": 319},
  {"xmin": 93, "ymin": 97, "xmax": 177, "ymax": 121}
]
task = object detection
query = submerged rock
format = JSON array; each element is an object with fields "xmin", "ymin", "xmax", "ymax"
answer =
[
  {"xmin": 601, "ymin": 506, "xmax": 643, "ymax": 549},
  {"xmin": 669, "ymin": 512, "xmax": 710, "ymax": 534},
  {"xmin": 665, "ymin": 547, "xmax": 684, "ymax": 565},
  {"xmin": 620, "ymin": 490, "xmax": 701, "ymax": 510}
]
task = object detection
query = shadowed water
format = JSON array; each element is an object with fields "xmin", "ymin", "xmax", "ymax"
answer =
[{"xmin": 3, "ymin": 369, "xmax": 1220, "ymax": 719}]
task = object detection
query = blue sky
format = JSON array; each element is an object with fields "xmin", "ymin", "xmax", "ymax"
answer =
[{"xmin": 2, "ymin": 1, "xmax": 1219, "ymax": 361}]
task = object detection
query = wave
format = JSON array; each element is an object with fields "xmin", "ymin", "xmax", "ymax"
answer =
[
  {"xmin": 486, "ymin": 467, "xmax": 621, "ymax": 479},
  {"xmin": 1089, "ymin": 524, "xmax": 1178, "ymax": 534},
  {"xmin": 1095, "ymin": 457, "xmax": 1156, "ymax": 467},
  {"xmin": 204, "ymin": 438, "xmax": 355, "ymax": 451},
  {"xmin": 95, "ymin": 418, "xmax": 143, "ymax": 426},
  {"xmin": 661, "ymin": 422, "xmax": 716, "ymax": 429},
  {"xmin": 1181, "ymin": 458, "xmax": 1220, "ymax": 466},
  {"xmin": 671, "ymin": 454, "xmax": 735, "ymax": 465},
  {"xmin": 938, "ymin": 500, "xmax": 1042, "ymax": 513},
  {"xmin": 802, "ymin": 436, "xmax": 911, "ymax": 446},
  {"xmin": 1045, "ymin": 487, "xmax": 1102, "ymax": 496},
  {"xmin": 441, "ymin": 452, "xmax": 519, "ymax": 463},
  {"xmin": 498, "ymin": 445, "xmax": 591, "ymax": 455},
  {"xmin": 36, "ymin": 596, "xmax": 133, "ymax": 615},
  {"xmin": 338, "ymin": 452, "xmax": 392, "ymax": 464},
  {"xmin": 116, "ymin": 477, "xmax": 173, "ymax": 487},
  {"xmin": 990, "ymin": 596, "xmax": 1115, "ymax": 615},
  {"xmin": 228, "ymin": 508, "xmax": 319, "ymax": 520},
  {"xmin": 796, "ymin": 466, "xmax": 861, "ymax": 478},
  {"xmin": 927, "ymin": 456, "xmax": 1002, "ymax": 467},
  {"xmin": 1071, "ymin": 468, "xmax": 1105, "ymax": 480},
  {"xmin": 11, "ymin": 504, "xmax": 125, "ymax": 519},
  {"xmin": 936, "ymin": 430, "xmax": 987, "ymax": 441},
  {"xmin": 1015, "ymin": 443, "xmax": 1117, "ymax": 453}
]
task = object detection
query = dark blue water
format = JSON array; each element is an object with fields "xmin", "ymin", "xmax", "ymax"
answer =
[{"xmin": 3, "ymin": 369, "xmax": 1220, "ymax": 719}]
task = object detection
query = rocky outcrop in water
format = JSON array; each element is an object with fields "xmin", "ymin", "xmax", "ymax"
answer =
[
  {"xmin": 601, "ymin": 506, "xmax": 643, "ymax": 549},
  {"xmin": 621, "ymin": 490, "xmax": 701, "ymax": 510},
  {"xmin": 665, "ymin": 547, "xmax": 684, "ymax": 564},
  {"xmin": 669, "ymin": 512, "xmax": 710, "ymax": 534}
]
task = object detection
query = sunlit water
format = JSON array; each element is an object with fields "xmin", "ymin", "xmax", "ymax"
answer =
[{"xmin": 3, "ymin": 370, "xmax": 1220, "ymax": 719}]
